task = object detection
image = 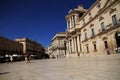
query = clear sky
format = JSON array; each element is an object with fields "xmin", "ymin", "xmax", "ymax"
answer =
[{"xmin": 0, "ymin": 0, "xmax": 96, "ymax": 48}]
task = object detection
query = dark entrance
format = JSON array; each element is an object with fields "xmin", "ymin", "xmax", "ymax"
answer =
[
  {"xmin": 104, "ymin": 41, "xmax": 108, "ymax": 49},
  {"xmin": 115, "ymin": 32, "xmax": 120, "ymax": 47},
  {"xmin": 104, "ymin": 41, "xmax": 110, "ymax": 55}
]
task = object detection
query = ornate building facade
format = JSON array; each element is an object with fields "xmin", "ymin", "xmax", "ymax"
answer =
[
  {"xmin": 0, "ymin": 36, "xmax": 23, "ymax": 55},
  {"xmin": 66, "ymin": 0, "xmax": 120, "ymax": 57},
  {"xmin": 15, "ymin": 38, "xmax": 45, "ymax": 59},
  {"xmin": 51, "ymin": 32, "xmax": 66, "ymax": 58},
  {"xmin": 0, "ymin": 36, "xmax": 23, "ymax": 62},
  {"xmin": 46, "ymin": 44, "xmax": 53, "ymax": 58}
]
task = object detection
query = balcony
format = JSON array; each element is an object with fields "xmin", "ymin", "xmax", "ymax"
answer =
[
  {"xmin": 89, "ymin": 33, "xmax": 96, "ymax": 39},
  {"xmin": 82, "ymin": 19, "xmax": 120, "ymax": 42},
  {"xmin": 98, "ymin": 19, "xmax": 120, "ymax": 35},
  {"xmin": 52, "ymin": 44, "xmax": 65, "ymax": 50}
]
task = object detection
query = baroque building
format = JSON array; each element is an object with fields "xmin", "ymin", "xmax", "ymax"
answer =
[
  {"xmin": 65, "ymin": 0, "xmax": 120, "ymax": 57},
  {"xmin": 0, "ymin": 36, "xmax": 23, "ymax": 61},
  {"xmin": 15, "ymin": 38, "xmax": 45, "ymax": 59},
  {"xmin": 46, "ymin": 44, "xmax": 53, "ymax": 58},
  {"xmin": 0, "ymin": 36, "xmax": 23, "ymax": 55},
  {"xmin": 51, "ymin": 32, "xmax": 66, "ymax": 59}
]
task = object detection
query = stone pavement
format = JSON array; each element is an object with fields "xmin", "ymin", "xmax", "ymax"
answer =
[{"xmin": 0, "ymin": 54, "xmax": 120, "ymax": 80}]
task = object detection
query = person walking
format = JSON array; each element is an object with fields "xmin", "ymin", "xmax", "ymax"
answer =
[
  {"xmin": 9, "ymin": 55, "xmax": 13, "ymax": 63},
  {"xmin": 5, "ymin": 54, "xmax": 9, "ymax": 64},
  {"xmin": 106, "ymin": 48, "xmax": 110, "ymax": 55},
  {"xmin": 115, "ymin": 47, "xmax": 118, "ymax": 54},
  {"xmin": 25, "ymin": 53, "xmax": 30, "ymax": 63}
]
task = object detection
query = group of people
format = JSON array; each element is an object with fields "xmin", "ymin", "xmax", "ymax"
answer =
[
  {"xmin": 106, "ymin": 47, "xmax": 120, "ymax": 55},
  {"xmin": 5, "ymin": 54, "xmax": 31, "ymax": 64}
]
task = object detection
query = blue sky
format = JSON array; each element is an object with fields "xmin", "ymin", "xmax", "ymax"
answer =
[{"xmin": 0, "ymin": 0, "xmax": 96, "ymax": 48}]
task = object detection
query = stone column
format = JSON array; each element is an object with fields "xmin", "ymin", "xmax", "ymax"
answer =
[
  {"xmin": 67, "ymin": 21, "xmax": 69, "ymax": 30},
  {"xmin": 66, "ymin": 41, "xmax": 68, "ymax": 52},
  {"xmin": 71, "ymin": 17, "xmax": 73, "ymax": 28},
  {"xmin": 77, "ymin": 35, "xmax": 80, "ymax": 52},
  {"xmin": 69, "ymin": 40, "xmax": 71, "ymax": 53},
  {"xmin": 74, "ymin": 37, "xmax": 77, "ymax": 53},
  {"xmin": 70, "ymin": 40, "xmax": 72, "ymax": 53},
  {"xmin": 70, "ymin": 17, "xmax": 72, "ymax": 29},
  {"xmin": 75, "ymin": 36, "xmax": 78, "ymax": 53},
  {"xmin": 68, "ymin": 40, "xmax": 70, "ymax": 54},
  {"xmin": 72, "ymin": 38, "xmax": 74, "ymax": 53},
  {"xmin": 79, "ymin": 35, "xmax": 82, "ymax": 52}
]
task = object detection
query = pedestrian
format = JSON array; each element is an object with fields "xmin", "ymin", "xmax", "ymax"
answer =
[
  {"xmin": 106, "ymin": 48, "xmax": 110, "ymax": 55},
  {"xmin": 9, "ymin": 55, "xmax": 13, "ymax": 63},
  {"xmin": 5, "ymin": 54, "xmax": 9, "ymax": 64},
  {"xmin": 56, "ymin": 55, "xmax": 58, "ymax": 59},
  {"xmin": 25, "ymin": 54, "xmax": 30, "ymax": 63},
  {"xmin": 115, "ymin": 47, "xmax": 118, "ymax": 54}
]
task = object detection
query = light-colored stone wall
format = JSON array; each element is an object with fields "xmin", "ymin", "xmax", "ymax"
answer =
[
  {"xmin": 51, "ymin": 32, "xmax": 66, "ymax": 58},
  {"xmin": 66, "ymin": 0, "xmax": 120, "ymax": 57},
  {"xmin": 15, "ymin": 38, "xmax": 44, "ymax": 56},
  {"xmin": 46, "ymin": 44, "xmax": 53, "ymax": 58}
]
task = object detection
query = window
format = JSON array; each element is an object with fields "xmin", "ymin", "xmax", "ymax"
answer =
[
  {"xmin": 101, "ymin": 22, "xmax": 105, "ymax": 31},
  {"xmin": 91, "ymin": 28, "xmax": 95, "ymax": 36},
  {"xmin": 89, "ymin": 13, "xmax": 91, "ymax": 16},
  {"xmin": 93, "ymin": 43, "xmax": 97, "ymax": 51},
  {"xmin": 78, "ymin": 13, "xmax": 83, "ymax": 18},
  {"xmin": 86, "ymin": 44, "xmax": 89, "ymax": 53},
  {"xmin": 67, "ymin": 21, "xmax": 70, "ymax": 29},
  {"xmin": 89, "ymin": 12, "xmax": 92, "ymax": 20},
  {"xmin": 83, "ymin": 19, "xmax": 85, "ymax": 25},
  {"xmin": 104, "ymin": 41, "xmax": 108, "ymax": 49},
  {"xmin": 84, "ymin": 32, "xmax": 87, "ymax": 40},
  {"xmin": 112, "ymin": 14, "xmax": 117, "ymax": 25},
  {"xmin": 97, "ymin": 3, "xmax": 101, "ymax": 10},
  {"xmin": 73, "ymin": 15, "xmax": 75, "ymax": 27}
]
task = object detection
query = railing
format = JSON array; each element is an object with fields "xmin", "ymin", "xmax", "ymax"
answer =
[
  {"xmin": 52, "ymin": 44, "xmax": 65, "ymax": 50},
  {"xmin": 98, "ymin": 19, "xmax": 120, "ymax": 33},
  {"xmin": 98, "ymin": 28, "xmax": 105, "ymax": 32},
  {"xmin": 81, "ymin": 19, "xmax": 120, "ymax": 42},
  {"xmin": 90, "ymin": 33, "xmax": 95, "ymax": 38}
]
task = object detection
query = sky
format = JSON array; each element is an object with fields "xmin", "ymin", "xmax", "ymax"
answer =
[{"xmin": 0, "ymin": 0, "xmax": 96, "ymax": 48}]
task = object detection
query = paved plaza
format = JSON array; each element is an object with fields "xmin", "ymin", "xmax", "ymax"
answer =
[{"xmin": 0, "ymin": 54, "xmax": 120, "ymax": 80}]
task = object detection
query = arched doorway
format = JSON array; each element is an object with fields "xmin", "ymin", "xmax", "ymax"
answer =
[
  {"xmin": 115, "ymin": 32, "xmax": 120, "ymax": 47},
  {"xmin": 102, "ymin": 37, "xmax": 110, "ymax": 55}
]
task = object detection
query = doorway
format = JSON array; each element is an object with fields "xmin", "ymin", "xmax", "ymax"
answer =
[
  {"xmin": 104, "ymin": 41, "xmax": 108, "ymax": 49},
  {"xmin": 115, "ymin": 32, "xmax": 120, "ymax": 47}
]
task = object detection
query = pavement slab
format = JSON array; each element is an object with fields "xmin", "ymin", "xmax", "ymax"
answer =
[{"xmin": 0, "ymin": 54, "xmax": 120, "ymax": 80}]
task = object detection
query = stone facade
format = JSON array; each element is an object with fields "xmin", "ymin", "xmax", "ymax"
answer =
[
  {"xmin": 66, "ymin": 0, "xmax": 120, "ymax": 57},
  {"xmin": 51, "ymin": 32, "xmax": 66, "ymax": 59},
  {"xmin": 15, "ymin": 38, "xmax": 45, "ymax": 59},
  {"xmin": 0, "ymin": 36, "xmax": 23, "ymax": 56},
  {"xmin": 46, "ymin": 44, "xmax": 53, "ymax": 58}
]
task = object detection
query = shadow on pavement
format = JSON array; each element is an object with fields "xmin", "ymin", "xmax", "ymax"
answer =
[{"xmin": 0, "ymin": 72, "xmax": 10, "ymax": 75}]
